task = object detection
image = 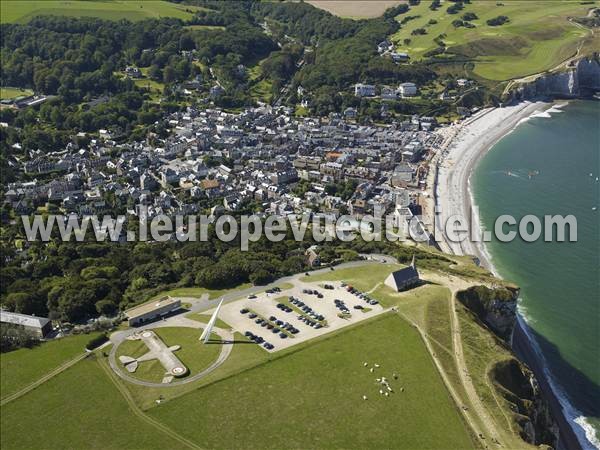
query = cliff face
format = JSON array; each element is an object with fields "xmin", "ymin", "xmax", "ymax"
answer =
[
  {"xmin": 491, "ymin": 359, "xmax": 560, "ymax": 448},
  {"xmin": 512, "ymin": 55, "xmax": 600, "ymax": 100},
  {"xmin": 457, "ymin": 285, "xmax": 560, "ymax": 448},
  {"xmin": 456, "ymin": 285, "xmax": 518, "ymax": 340}
]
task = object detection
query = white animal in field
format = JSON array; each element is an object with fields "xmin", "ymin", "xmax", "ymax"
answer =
[
  {"xmin": 400, "ymin": 387, "xmax": 404, "ymax": 392},
  {"xmin": 362, "ymin": 395, "xmax": 368, "ymax": 400},
  {"xmin": 385, "ymin": 392, "xmax": 389, "ymax": 397},
  {"xmin": 376, "ymin": 378, "xmax": 381, "ymax": 382},
  {"xmin": 379, "ymin": 389, "xmax": 384, "ymax": 395},
  {"xmin": 387, "ymin": 386, "xmax": 393, "ymax": 392},
  {"xmin": 370, "ymin": 368, "xmax": 374, "ymax": 373},
  {"xmin": 374, "ymin": 363, "xmax": 380, "ymax": 368},
  {"xmin": 363, "ymin": 362, "xmax": 368, "ymax": 367}
]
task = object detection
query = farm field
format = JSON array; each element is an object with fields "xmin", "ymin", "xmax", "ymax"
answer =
[
  {"xmin": 0, "ymin": 87, "xmax": 33, "ymax": 100},
  {"xmin": 150, "ymin": 313, "xmax": 474, "ymax": 449},
  {"xmin": 0, "ymin": 356, "xmax": 179, "ymax": 450},
  {"xmin": 390, "ymin": 1, "xmax": 596, "ymax": 81},
  {"xmin": 306, "ymin": 0, "xmax": 403, "ymax": 19},
  {"xmin": 0, "ymin": 0, "xmax": 205, "ymax": 24},
  {"xmin": 115, "ymin": 327, "xmax": 222, "ymax": 383},
  {"xmin": 0, "ymin": 332, "xmax": 100, "ymax": 400}
]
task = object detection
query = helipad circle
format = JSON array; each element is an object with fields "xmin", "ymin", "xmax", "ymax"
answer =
[
  {"xmin": 142, "ymin": 331, "xmax": 153, "ymax": 338},
  {"xmin": 172, "ymin": 366, "xmax": 187, "ymax": 376}
]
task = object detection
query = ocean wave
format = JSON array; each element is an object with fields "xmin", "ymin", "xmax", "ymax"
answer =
[
  {"xmin": 525, "ymin": 104, "xmax": 567, "ymax": 121},
  {"xmin": 517, "ymin": 315, "xmax": 599, "ymax": 449},
  {"xmin": 516, "ymin": 300, "xmax": 536, "ymax": 326}
]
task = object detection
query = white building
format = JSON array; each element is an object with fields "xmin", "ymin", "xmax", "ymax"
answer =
[
  {"xmin": 398, "ymin": 82, "xmax": 418, "ymax": 98},
  {"xmin": 377, "ymin": 40, "xmax": 394, "ymax": 54},
  {"xmin": 0, "ymin": 310, "xmax": 52, "ymax": 337},
  {"xmin": 354, "ymin": 83, "xmax": 376, "ymax": 97}
]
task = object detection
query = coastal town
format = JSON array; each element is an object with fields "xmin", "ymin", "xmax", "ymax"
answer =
[
  {"xmin": 1, "ymin": 2, "xmax": 599, "ymax": 450},
  {"xmin": 3, "ymin": 99, "xmax": 464, "ymax": 246}
]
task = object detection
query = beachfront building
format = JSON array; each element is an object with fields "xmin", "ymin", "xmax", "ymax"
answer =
[
  {"xmin": 0, "ymin": 310, "xmax": 52, "ymax": 337},
  {"xmin": 398, "ymin": 82, "xmax": 418, "ymax": 98},
  {"xmin": 355, "ymin": 83, "xmax": 376, "ymax": 98},
  {"xmin": 125, "ymin": 296, "xmax": 181, "ymax": 326},
  {"xmin": 384, "ymin": 256, "xmax": 420, "ymax": 291}
]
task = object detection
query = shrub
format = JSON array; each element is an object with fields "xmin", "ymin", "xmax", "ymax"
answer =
[
  {"xmin": 85, "ymin": 333, "xmax": 108, "ymax": 351},
  {"xmin": 487, "ymin": 15, "xmax": 510, "ymax": 26},
  {"xmin": 447, "ymin": 3, "xmax": 464, "ymax": 14}
]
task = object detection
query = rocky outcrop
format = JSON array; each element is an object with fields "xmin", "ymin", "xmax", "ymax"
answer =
[
  {"xmin": 491, "ymin": 359, "xmax": 560, "ymax": 448},
  {"xmin": 456, "ymin": 285, "xmax": 519, "ymax": 340},
  {"xmin": 512, "ymin": 55, "xmax": 600, "ymax": 100}
]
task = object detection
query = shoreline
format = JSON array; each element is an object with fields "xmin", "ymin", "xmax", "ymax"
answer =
[{"xmin": 435, "ymin": 100, "xmax": 592, "ymax": 450}]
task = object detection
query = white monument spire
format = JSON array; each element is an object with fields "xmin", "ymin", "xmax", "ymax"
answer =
[{"xmin": 200, "ymin": 298, "xmax": 224, "ymax": 344}]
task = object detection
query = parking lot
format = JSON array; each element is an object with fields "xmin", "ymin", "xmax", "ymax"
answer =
[{"xmin": 217, "ymin": 279, "xmax": 386, "ymax": 352}]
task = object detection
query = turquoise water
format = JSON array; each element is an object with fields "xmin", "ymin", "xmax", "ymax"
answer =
[{"xmin": 472, "ymin": 100, "xmax": 600, "ymax": 446}]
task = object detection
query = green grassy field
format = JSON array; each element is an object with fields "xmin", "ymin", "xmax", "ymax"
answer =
[
  {"xmin": 150, "ymin": 313, "xmax": 474, "ymax": 449},
  {"xmin": 458, "ymin": 306, "xmax": 526, "ymax": 448},
  {"xmin": 123, "ymin": 331, "xmax": 269, "ymax": 410},
  {"xmin": 0, "ymin": 356, "xmax": 179, "ymax": 450},
  {"xmin": 0, "ymin": 87, "xmax": 34, "ymax": 100},
  {"xmin": 0, "ymin": 332, "xmax": 100, "ymax": 400},
  {"xmin": 186, "ymin": 312, "xmax": 232, "ymax": 330},
  {"xmin": 0, "ymin": 0, "xmax": 205, "ymax": 24},
  {"xmin": 115, "ymin": 327, "xmax": 222, "ymax": 383},
  {"xmin": 302, "ymin": 263, "xmax": 401, "ymax": 291},
  {"xmin": 391, "ymin": 1, "xmax": 596, "ymax": 81}
]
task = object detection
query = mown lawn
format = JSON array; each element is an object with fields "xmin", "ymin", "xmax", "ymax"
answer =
[
  {"xmin": 123, "ymin": 331, "xmax": 269, "ymax": 410},
  {"xmin": 0, "ymin": 1, "xmax": 206, "ymax": 24},
  {"xmin": 0, "ymin": 87, "xmax": 33, "ymax": 100},
  {"xmin": 186, "ymin": 312, "xmax": 232, "ymax": 330},
  {"xmin": 0, "ymin": 356, "xmax": 179, "ymax": 450},
  {"xmin": 0, "ymin": 332, "xmax": 101, "ymax": 400},
  {"xmin": 301, "ymin": 263, "xmax": 401, "ymax": 292},
  {"xmin": 115, "ymin": 327, "xmax": 222, "ymax": 383},
  {"xmin": 150, "ymin": 313, "xmax": 474, "ymax": 449},
  {"xmin": 390, "ymin": 1, "xmax": 594, "ymax": 81}
]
